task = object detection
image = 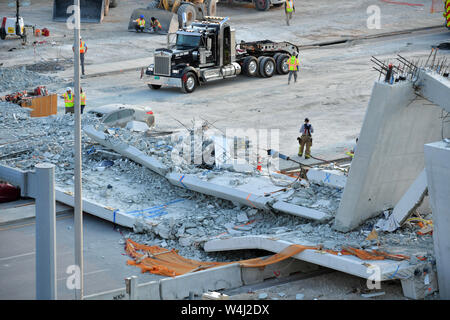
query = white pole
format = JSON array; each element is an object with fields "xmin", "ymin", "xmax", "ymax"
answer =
[{"xmin": 73, "ymin": 0, "xmax": 83, "ymax": 300}]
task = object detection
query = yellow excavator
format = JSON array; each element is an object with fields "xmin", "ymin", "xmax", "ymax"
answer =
[
  {"xmin": 53, "ymin": 0, "xmax": 119, "ymax": 23},
  {"xmin": 128, "ymin": 0, "xmax": 217, "ymax": 33}
]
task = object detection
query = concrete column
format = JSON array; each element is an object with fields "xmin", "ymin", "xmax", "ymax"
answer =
[
  {"xmin": 35, "ymin": 163, "xmax": 57, "ymax": 300},
  {"xmin": 334, "ymin": 81, "xmax": 446, "ymax": 232},
  {"xmin": 424, "ymin": 141, "xmax": 450, "ymax": 299}
]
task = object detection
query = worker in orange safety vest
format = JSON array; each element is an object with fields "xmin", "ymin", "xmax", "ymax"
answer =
[
  {"xmin": 287, "ymin": 53, "xmax": 299, "ymax": 85},
  {"xmin": 285, "ymin": 0, "xmax": 295, "ymax": 26},
  {"xmin": 135, "ymin": 15, "xmax": 146, "ymax": 33},
  {"xmin": 150, "ymin": 17, "xmax": 163, "ymax": 33},
  {"xmin": 73, "ymin": 38, "xmax": 87, "ymax": 76}
]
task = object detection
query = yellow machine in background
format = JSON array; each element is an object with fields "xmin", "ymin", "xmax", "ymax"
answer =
[{"xmin": 129, "ymin": 0, "xmax": 217, "ymax": 33}]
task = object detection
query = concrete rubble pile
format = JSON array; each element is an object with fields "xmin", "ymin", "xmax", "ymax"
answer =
[
  {"xmin": 0, "ymin": 102, "xmax": 435, "ymax": 262},
  {"xmin": 0, "ymin": 67, "xmax": 57, "ymax": 93}
]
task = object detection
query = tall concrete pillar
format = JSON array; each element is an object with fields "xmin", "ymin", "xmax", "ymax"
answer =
[
  {"xmin": 424, "ymin": 141, "xmax": 450, "ymax": 299},
  {"xmin": 334, "ymin": 81, "xmax": 445, "ymax": 232}
]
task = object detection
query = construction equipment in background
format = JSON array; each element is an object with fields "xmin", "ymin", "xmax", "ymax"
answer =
[
  {"xmin": 1, "ymin": 1, "xmax": 29, "ymax": 42},
  {"xmin": 129, "ymin": 0, "xmax": 218, "ymax": 32},
  {"xmin": 53, "ymin": 0, "xmax": 119, "ymax": 24},
  {"xmin": 219, "ymin": 0, "xmax": 285, "ymax": 12}
]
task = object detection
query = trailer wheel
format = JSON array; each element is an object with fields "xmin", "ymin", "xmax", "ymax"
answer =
[
  {"xmin": 181, "ymin": 72, "xmax": 197, "ymax": 93},
  {"xmin": 109, "ymin": 0, "xmax": 118, "ymax": 8},
  {"xmin": 276, "ymin": 54, "xmax": 290, "ymax": 75},
  {"xmin": 259, "ymin": 57, "xmax": 276, "ymax": 78},
  {"xmin": 0, "ymin": 28, "xmax": 6, "ymax": 40},
  {"xmin": 254, "ymin": 0, "xmax": 270, "ymax": 11},
  {"xmin": 150, "ymin": 84, "xmax": 162, "ymax": 90},
  {"xmin": 256, "ymin": 56, "xmax": 266, "ymax": 77},
  {"xmin": 243, "ymin": 56, "xmax": 258, "ymax": 77},
  {"xmin": 178, "ymin": 4, "xmax": 197, "ymax": 27}
]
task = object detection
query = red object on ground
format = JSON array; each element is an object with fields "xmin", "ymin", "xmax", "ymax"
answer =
[
  {"xmin": 0, "ymin": 183, "xmax": 21, "ymax": 203},
  {"xmin": 42, "ymin": 28, "xmax": 50, "ymax": 37}
]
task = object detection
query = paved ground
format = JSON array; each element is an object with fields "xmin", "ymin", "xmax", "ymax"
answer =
[{"xmin": 0, "ymin": 205, "xmax": 165, "ymax": 300}]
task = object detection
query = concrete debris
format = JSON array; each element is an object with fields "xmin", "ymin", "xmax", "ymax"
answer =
[
  {"xmin": 295, "ymin": 293, "xmax": 304, "ymax": 300},
  {"xmin": 0, "ymin": 67, "xmax": 56, "ymax": 93},
  {"xmin": 0, "ymin": 101, "xmax": 435, "ymax": 264},
  {"xmin": 258, "ymin": 293, "xmax": 268, "ymax": 300}
]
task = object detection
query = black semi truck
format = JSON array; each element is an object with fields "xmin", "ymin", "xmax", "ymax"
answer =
[{"xmin": 141, "ymin": 16, "xmax": 299, "ymax": 93}]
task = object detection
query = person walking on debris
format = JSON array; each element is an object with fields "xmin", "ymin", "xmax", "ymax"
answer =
[
  {"xmin": 298, "ymin": 118, "xmax": 313, "ymax": 159},
  {"xmin": 287, "ymin": 53, "xmax": 299, "ymax": 84},
  {"xmin": 150, "ymin": 17, "xmax": 163, "ymax": 33},
  {"xmin": 61, "ymin": 87, "xmax": 74, "ymax": 114},
  {"xmin": 80, "ymin": 87, "xmax": 86, "ymax": 114},
  {"xmin": 135, "ymin": 15, "xmax": 146, "ymax": 33},
  {"xmin": 73, "ymin": 37, "xmax": 87, "ymax": 76},
  {"xmin": 285, "ymin": 0, "xmax": 295, "ymax": 26}
]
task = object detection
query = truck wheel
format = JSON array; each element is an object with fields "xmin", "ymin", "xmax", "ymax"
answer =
[
  {"xmin": 242, "ymin": 56, "xmax": 258, "ymax": 77},
  {"xmin": 256, "ymin": 56, "xmax": 265, "ymax": 77},
  {"xmin": 276, "ymin": 54, "xmax": 290, "ymax": 75},
  {"xmin": 147, "ymin": 0, "xmax": 160, "ymax": 9},
  {"xmin": 178, "ymin": 4, "xmax": 197, "ymax": 27},
  {"xmin": 109, "ymin": 0, "xmax": 118, "ymax": 8},
  {"xmin": 181, "ymin": 72, "xmax": 197, "ymax": 93},
  {"xmin": 254, "ymin": 0, "xmax": 270, "ymax": 11},
  {"xmin": 0, "ymin": 28, "xmax": 6, "ymax": 40},
  {"xmin": 259, "ymin": 57, "xmax": 276, "ymax": 78},
  {"xmin": 104, "ymin": 0, "xmax": 110, "ymax": 16},
  {"xmin": 150, "ymin": 84, "xmax": 162, "ymax": 90},
  {"xmin": 205, "ymin": 0, "xmax": 217, "ymax": 16}
]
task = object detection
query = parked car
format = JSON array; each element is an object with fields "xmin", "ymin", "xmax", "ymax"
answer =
[{"xmin": 87, "ymin": 104, "xmax": 155, "ymax": 128}]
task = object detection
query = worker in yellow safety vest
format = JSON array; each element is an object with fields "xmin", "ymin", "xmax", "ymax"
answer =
[
  {"xmin": 287, "ymin": 53, "xmax": 299, "ymax": 85},
  {"xmin": 151, "ymin": 17, "xmax": 163, "ymax": 33},
  {"xmin": 285, "ymin": 0, "xmax": 295, "ymax": 26},
  {"xmin": 73, "ymin": 38, "xmax": 88, "ymax": 76},
  {"xmin": 61, "ymin": 87, "xmax": 74, "ymax": 114},
  {"xmin": 444, "ymin": 0, "xmax": 450, "ymax": 28},
  {"xmin": 80, "ymin": 87, "xmax": 86, "ymax": 114},
  {"xmin": 135, "ymin": 15, "xmax": 146, "ymax": 33}
]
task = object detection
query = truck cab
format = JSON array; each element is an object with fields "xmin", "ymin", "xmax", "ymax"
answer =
[{"xmin": 144, "ymin": 16, "xmax": 241, "ymax": 93}]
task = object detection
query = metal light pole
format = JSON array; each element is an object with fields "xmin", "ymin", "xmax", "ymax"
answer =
[{"xmin": 73, "ymin": 0, "xmax": 83, "ymax": 300}]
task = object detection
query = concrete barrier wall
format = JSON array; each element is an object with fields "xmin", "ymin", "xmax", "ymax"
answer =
[{"xmin": 334, "ymin": 81, "xmax": 446, "ymax": 232}]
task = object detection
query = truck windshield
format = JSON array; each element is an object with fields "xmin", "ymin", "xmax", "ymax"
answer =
[{"xmin": 176, "ymin": 34, "xmax": 200, "ymax": 48}]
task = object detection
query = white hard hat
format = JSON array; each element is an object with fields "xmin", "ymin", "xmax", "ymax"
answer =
[{"xmin": 66, "ymin": 87, "xmax": 71, "ymax": 91}]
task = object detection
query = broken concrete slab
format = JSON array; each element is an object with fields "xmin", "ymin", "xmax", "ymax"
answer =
[
  {"xmin": 271, "ymin": 200, "xmax": 331, "ymax": 222},
  {"xmin": 204, "ymin": 235, "xmax": 429, "ymax": 283},
  {"xmin": 306, "ymin": 168, "xmax": 347, "ymax": 188},
  {"xmin": 392, "ymin": 169, "xmax": 428, "ymax": 225},
  {"xmin": 159, "ymin": 263, "xmax": 243, "ymax": 300},
  {"xmin": 83, "ymin": 125, "xmax": 168, "ymax": 177},
  {"xmin": 55, "ymin": 188, "xmax": 135, "ymax": 228},
  {"xmin": 334, "ymin": 80, "xmax": 446, "ymax": 232},
  {"xmin": 0, "ymin": 200, "xmax": 72, "ymax": 225}
]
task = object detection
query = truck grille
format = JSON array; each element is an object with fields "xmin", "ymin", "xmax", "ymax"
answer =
[{"xmin": 154, "ymin": 55, "xmax": 171, "ymax": 76}]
